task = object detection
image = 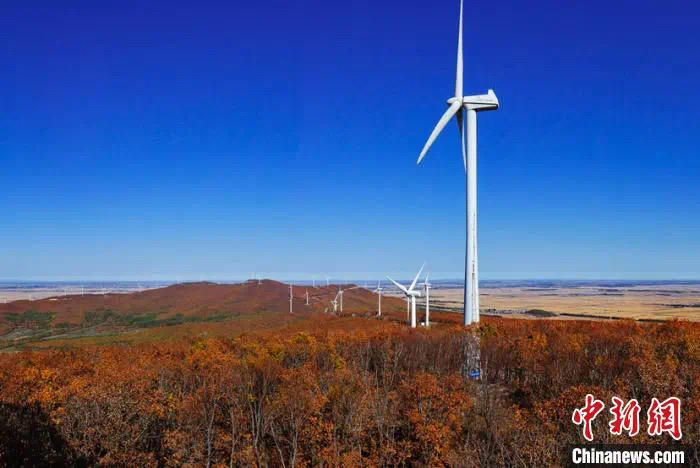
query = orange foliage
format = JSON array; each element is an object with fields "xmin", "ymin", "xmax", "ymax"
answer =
[{"xmin": 0, "ymin": 318, "xmax": 699, "ymax": 466}]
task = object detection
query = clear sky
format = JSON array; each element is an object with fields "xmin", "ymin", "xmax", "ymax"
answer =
[{"xmin": 1, "ymin": 0, "xmax": 699, "ymax": 281}]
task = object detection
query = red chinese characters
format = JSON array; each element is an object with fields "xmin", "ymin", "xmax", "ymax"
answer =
[
  {"xmin": 573, "ymin": 395, "xmax": 683, "ymax": 441},
  {"xmin": 647, "ymin": 397, "xmax": 682, "ymax": 440},
  {"xmin": 608, "ymin": 397, "xmax": 641, "ymax": 436},
  {"xmin": 572, "ymin": 393, "xmax": 606, "ymax": 441}
]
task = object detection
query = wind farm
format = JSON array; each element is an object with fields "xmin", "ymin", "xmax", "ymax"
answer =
[{"xmin": 2, "ymin": 0, "xmax": 699, "ymax": 465}]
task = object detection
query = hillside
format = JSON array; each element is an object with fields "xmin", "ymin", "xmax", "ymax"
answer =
[{"xmin": 0, "ymin": 281, "xmax": 409, "ymax": 346}]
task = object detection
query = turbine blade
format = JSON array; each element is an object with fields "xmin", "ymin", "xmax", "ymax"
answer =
[
  {"xmin": 386, "ymin": 276, "xmax": 409, "ymax": 295},
  {"xmin": 409, "ymin": 263, "xmax": 426, "ymax": 291},
  {"xmin": 457, "ymin": 108, "xmax": 466, "ymax": 172},
  {"xmin": 417, "ymin": 101, "xmax": 462, "ymax": 165},
  {"xmin": 425, "ymin": 272, "xmax": 430, "ymax": 284},
  {"xmin": 455, "ymin": 0, "xmax": 463, "ymax": 97}
]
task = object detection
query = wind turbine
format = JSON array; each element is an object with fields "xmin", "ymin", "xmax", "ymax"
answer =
[
  {"xmin": 416, "ymin": 0, "xmax": 499, "ymax": 325},
  {"xmin": 374, "ymin": 281, "xmax": 383, "ymax": 316},
  {"xmin": 387, "ymin": 264, "xmax": 425, "ymax": 328},
  {"xmin": 305, "ymin": 289, "xmax": 309, "ymax": 305},
  {"xmin": 289, "ymin": 284, "xmax": 293, "ymax": 314},
  {"xmin": 423, "ymin": 273, "xmax": 431, "ymax": 327}
]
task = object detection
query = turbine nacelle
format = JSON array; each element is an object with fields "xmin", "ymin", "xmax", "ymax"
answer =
[
  {"xmin": 446, "ymin": 89, "xmax": 499, "ymax": 111},
  {"xmin": 462, "ymin": 89, "xmax": 499, "ymax": 111}
]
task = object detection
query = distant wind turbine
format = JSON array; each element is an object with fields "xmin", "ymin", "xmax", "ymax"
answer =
[
  {"xmin": 289, "ymin": 284, "xmax": 293, "ymax": 314},
  {"xmin": 416, "ymin": 0, "xmax": 499, "ymax": 325},
  {"xmin": 387, "ymin": 264, "xmax": 425, "ymax": 328},
  {"xmin": 374, "ymin": 281, "xmax": 383, "ymax": 316},
  {"xmin": 330, "ymin": 294, "xmax": 339, "ymax": 314}
]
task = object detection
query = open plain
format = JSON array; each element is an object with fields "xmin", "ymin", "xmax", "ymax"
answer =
[{"xmin": 424, "ymin": 283, "xmax": 700, "ymax": 321}]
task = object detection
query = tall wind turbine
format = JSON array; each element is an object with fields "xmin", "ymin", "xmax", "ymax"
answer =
[
  {"xmin": 289, "ymin": 284, "xmax": 293, "ymax": 314},
  {"xmin": 387, "ymin": 264, "xmax": 425, "ymax": 328},
  {"xmin": 423, "ymin": 273, "xmax": 431, "ymax": 327},
  {"xmin": 416, "ymin": 0, "xmax": 499, "ymax": 325}
]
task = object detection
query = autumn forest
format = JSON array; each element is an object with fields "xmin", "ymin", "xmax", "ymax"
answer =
[{"xmin": 1, "ymin": 301, "xmax": 699, "ymax": 466}]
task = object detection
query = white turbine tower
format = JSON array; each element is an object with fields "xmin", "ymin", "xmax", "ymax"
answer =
[
  {"xmin": 305, "ymin": 289, "xmax": 309, "ymax": 305},
  {"xmin": 423, "ymin": 273, "xmax": 431, "ymax": 327},
  {"xmin": 387, "ymin": 264, "xmax": 425, "ymax": 328},
  {"xmin": 374, "ymin": 281, "xmax": 383, "ymax": 316},
  {"xmin": 416, "ymin": 0, "xmax": 499, "ymax": 325},
  {"xmin": 289, "ymin": 284, "xmax": 293, "ymax": 314}
]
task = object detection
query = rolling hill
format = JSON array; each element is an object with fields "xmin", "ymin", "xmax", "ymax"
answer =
[{"xmin": 0, "ymin": 281, "xmax": 409, "ymax": 345}]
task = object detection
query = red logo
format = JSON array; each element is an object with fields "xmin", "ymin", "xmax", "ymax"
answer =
[
  {"xmin": 572, "ymin": 394, "xmax": 606, "ymax": 441},
  {"xmin": 608, "ymin": 397, "xmax": 641, "ymax": 437},
  {"xmin": 573, "ymin": 395, "xmax": 682, "ymax": 441},
  {"xmin": 647, "ymin": 397, "xmax": 682, "ymax": 440}
]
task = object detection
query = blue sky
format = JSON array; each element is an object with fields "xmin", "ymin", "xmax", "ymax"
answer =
[{"xmin": 1, "ymin": 0, "xmax": 699, "ymax": 281}]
